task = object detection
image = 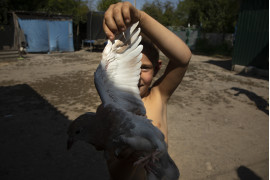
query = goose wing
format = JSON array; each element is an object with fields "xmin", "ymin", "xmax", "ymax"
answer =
[{"xmin": 94, "ymin": 22, "xmax": 145, "ymax": 115}]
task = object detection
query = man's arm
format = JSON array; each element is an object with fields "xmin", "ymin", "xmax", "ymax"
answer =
[
  {"xmin": 139, "ymin": 11, "xmax": 191, "ymax": 102},
  {"xmin": 103, "ymin": 1, "xmax": 192, "ymax": 102}
]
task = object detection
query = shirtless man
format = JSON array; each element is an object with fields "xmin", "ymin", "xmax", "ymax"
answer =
[{"xmin": 103, "ymin": 2, "xmax": 192, "ymax": 179}]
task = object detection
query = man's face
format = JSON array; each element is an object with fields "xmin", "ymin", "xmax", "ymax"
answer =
[{"xmin": 138, "ymin": 54, "xmax": 154, "ymax": 98}]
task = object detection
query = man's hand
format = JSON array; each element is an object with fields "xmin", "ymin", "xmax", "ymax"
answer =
[{"xmin": 103, "ymin": 1, "xmax": 142, "ymax": 40}]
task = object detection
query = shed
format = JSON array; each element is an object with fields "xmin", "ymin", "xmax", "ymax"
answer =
[
  {"xmin": 16, "ymin": 11, "xmax": 74, "ymax": 53},
  {"xmin": 232, "ymin": 0, "xmax": 269, "ymax": 70}
]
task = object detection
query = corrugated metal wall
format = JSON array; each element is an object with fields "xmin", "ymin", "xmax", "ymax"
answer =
[
  {"xmin": 232, "ymin": 0, "xmax": 269, "ymax": 70},
  {"xmin": 18, "ymin": 19, "xmax": 74, "ymax": 52}
]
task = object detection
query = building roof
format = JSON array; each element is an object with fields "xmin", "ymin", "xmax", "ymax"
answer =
[{"xmin": 14, "ymin": 11, "xmax": 72, "ymax": 20}]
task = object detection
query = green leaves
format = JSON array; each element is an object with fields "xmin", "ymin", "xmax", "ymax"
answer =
[
  {"xmin": 44, "ymin": 0, "xmax": 89, "ymax": 25},
  {"xmin": 142, "ymin": 0, "xmax": 239, "ymax": 33},
  {"xmin": 4, "ymin": 0, "xmax": 90, "ymax": 25},
  {"xmin": 176, "ymin": 0, "xmax": 240, "ymax": 33},
  {"xmin": 97, "ymin": 0, "xmax": 122, "ymax": 11},
  {"xmin": 142, "ymin": 0, "xmax": 178, "ymax": 26}
]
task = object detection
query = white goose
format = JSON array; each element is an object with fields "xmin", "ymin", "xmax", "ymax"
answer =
[{"xmin": 68, "ymin": 22, "xmax": 180, "ymax": 180}]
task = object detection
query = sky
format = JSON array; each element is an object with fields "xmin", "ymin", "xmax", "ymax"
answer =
[{"xmin": 121, "ymin": 0, "xmax": 179, "ymax": 10}]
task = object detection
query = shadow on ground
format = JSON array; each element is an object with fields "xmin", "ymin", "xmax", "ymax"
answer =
[
  {"xmin": 205, "ymin": 59, "xmax": 232, "ymax": 71},
  {"xmin": 0, "ymin": 84, "xmax": 109, "ymax": 180},
  {"xmin": 231, "ymin": 87, "xmax": 269, "ymax": 115},
  {"xmin": 237, "ymin": 166, "xmax": 263, "ymax": 180},
  {"xmin": 236, "ymin": 70, "xmax": 269, "ymax": 81},
  {"xmin": 205, "ymin": 59, "xmax": 268, "ymax": 81}
]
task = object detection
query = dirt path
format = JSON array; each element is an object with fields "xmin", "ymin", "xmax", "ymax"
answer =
[{"xmin": 0, "ymin": 50, "xmax": 268, "ymax": 179}]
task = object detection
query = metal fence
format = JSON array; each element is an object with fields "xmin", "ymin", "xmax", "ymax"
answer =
[
  {"xmin": 232, "ymin": 0, "xmax": 269, "ymax": 70},
  {"xmin": 168, "ymin": 26, "xmax": 233, "ymax": 52}
]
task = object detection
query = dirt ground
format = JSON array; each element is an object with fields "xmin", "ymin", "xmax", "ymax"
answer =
[{"xmin": 0, "ymin": 50, "xmax": 268, "ymax": 180}]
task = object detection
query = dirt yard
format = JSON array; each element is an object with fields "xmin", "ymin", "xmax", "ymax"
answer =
[{"xmin": 0, "ymin": 50, "xmax": 268, "ymax": 180}]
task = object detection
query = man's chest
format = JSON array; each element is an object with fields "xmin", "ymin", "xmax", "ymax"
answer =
[{"xmin": 143, "ymin": 97, "xmax": 166, "ymax": 127}]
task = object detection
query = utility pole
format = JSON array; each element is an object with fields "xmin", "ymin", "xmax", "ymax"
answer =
[{"xmin": 134, "ymin": 0, "xmax": 136, "ymax": 8}]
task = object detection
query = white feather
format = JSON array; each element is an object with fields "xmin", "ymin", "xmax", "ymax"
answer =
[{"xmin": 94, "ymin": 22, "xmax": 146, "ymax": 115}]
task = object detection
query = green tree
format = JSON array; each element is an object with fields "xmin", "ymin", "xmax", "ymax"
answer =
[
  {"xmin": 44, "ymin": 0, "xmax": 89, "ymax": 24},
  {"xmin": 175, "ymin": 0, "xmax": 240, "ymax": 33},
  {"xmin": 162, "ymin": 1, "xmax": 177, "ymax": 26},
  {"xmin": 4, "ymin": 0, "xmax": 90, "ymax": 25},
  {"xmin": 0, "ymin": 0, "xmax": 9, "ymax": 24},
  {"xmin": 7, "ymin": 0, "xmax": 48, "ymax": 11},
  {"xmin": 97, "ymin": 0, "xmax": 121, "ymax": 11},
  {"xmin": 142, "ymin": 1, "xmax": 163, "ymax": 23},
  {"xmin": 142, "ymin": 0, "xmax": 178, "ymax": 26},
  {"xmin": 175, "ymin": 0, "xmax": 200, "ymax": 27}
]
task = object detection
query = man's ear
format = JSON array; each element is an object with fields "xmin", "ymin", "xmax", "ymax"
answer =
[
  {"xmin": 154, "ymin": 59, "xmax": 162, "ymax": 76},
  {"xmin": 158, "ymin": 59, "xmax": 162, "ymax": 70}
]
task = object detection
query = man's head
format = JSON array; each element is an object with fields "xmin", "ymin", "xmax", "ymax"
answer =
[
  {"xmin": 141, "ymin": 33, "xmax": 161, "ymax": 76},
  {"xmin": 139, "ymin": 33, "xmax": 162, "ymax": 98}
]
